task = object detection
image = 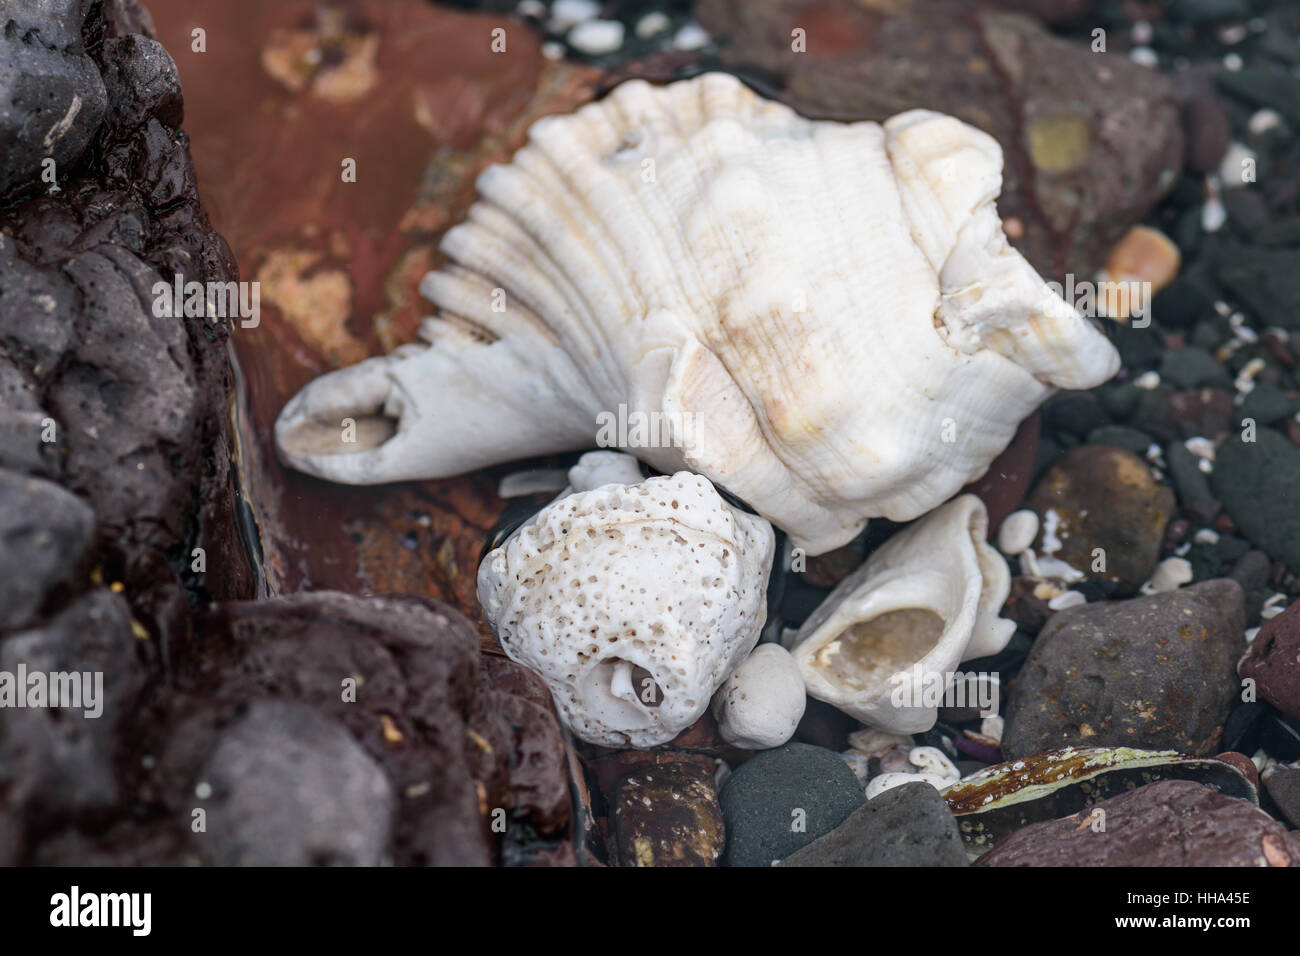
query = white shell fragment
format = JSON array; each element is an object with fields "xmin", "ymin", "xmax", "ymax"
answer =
[
  {"xmin": 477, "ymin": 452, "xmax": 775, "ymax": 747},
  {"xmin": 789, "ymin": 494, "xmax": 1015, "ymax": 732},
  {"xmin": 274, "ymin": 72, "xmax": 1119, "ymax": 556},
  {"xmin": 711, "ymin": 642, "xmax": 806, "ymax": 750},
  {"xmin": 865, "ymin": 745, "xmax": 961, "ymax": 798},
  {"xmin": 996, "ymin": 508, "xmax": 1039, "ymax": 556}
]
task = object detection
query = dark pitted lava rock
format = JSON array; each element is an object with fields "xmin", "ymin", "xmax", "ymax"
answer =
[
  {"xmin": 1265, "ymin": 768, "xmax": 1300, "ymax": 830},
  {"xmin": 611, "ymin": 762, "xmax": 726, "ymax": 867},
  {"xmin": 1239, "ymin": 602, "xmax": 1300, "ymax": 723},
  {"xmin": 0, "ymin": 0, "xmax": 108, "ymax": 195},
  {"xmin": 695, "ymin": 0, "xmax": 1182, "ymax": 279},
  {"xmin": 1025, "ymin": 445, "xmax": 1176, "ymax": 594},
  {"xmin": 178, "ymin": 592, "xmax": 576, "ymax": 866},
  {"xmin": 974, "ymin": 780, "xmax": 1300, "ymax": 867},
  {"xmin": 777, "ymin": 782, "xmax": 968, "ymax": 867},
  {"xmin": 1213, "ymin": 429, "xmax": 1300, "ymax": 573},
  {"xmin": 1002, "ymin": 580, "xmax": 1245, "ymax": 758},
  {"xmin": 0, "ymin": 0, "xmax": 256, "ymax": 866},
  {"xmin": 720, "ymin": 742, "xmax": 864, "ymax": 867},
  {"xmin": 0, "ymin": 0, "xmax": 255, "ymax": 629},
  {"xmin": 196, "ymin": 700, "xmax": 394, "ymax": 866},
  {"xmin": 0, "ymin": 591, "xmax": 144, "ymax": 864},
  {"xmin": 16, "ymin": 592, "xmax": 580, "ymax": 866},
  {"xmin": 0, "ymin": 470, "xmax": 94, "ymax": 630}
]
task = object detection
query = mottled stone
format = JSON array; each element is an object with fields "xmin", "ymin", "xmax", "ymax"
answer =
[
  {"xmin": 974, "ymin": 780, "xmax": 1300, "ymax": 866},
  {"xmin": 197, "ymin": 700, "xmax": 394, "ymax": 866},
  {"xmin": 612, "ymin": 762, "xmax": 725, "ymax": 866},
  {"xmin": 0, "ymin": 470, "xmax": 94, "ymax": 630},
  {"xmin": 1002, "ymin": 580, "xmax": 1245, "ymax": 757},
  {"xmin": 1239, "ymin": 601, "xmax": 1300, "ymax": 722},
  {"xmin": 0, "ymin": 0, "xmax": 108, "ymax": 195},
  {"xmin": 778, "ymin": 781, "xmax": 968, "ymax": 867},
  {"xmin": 720, "ymin": 743, "xmax": 864, "ymax": 867},
  {"xmin": 1213, "ymin": 429, "xmax": 1300, "ymax": 572},
  {"xmin": 1265, "ymin": 768, "xmax": 1300, "ymax": 830},
  {"xmin": 1026, "ymin": 445, "xmax": 1176, "ymax": 593}
]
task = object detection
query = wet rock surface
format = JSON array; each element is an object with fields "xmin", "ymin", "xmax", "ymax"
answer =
[
  {"xmin": 1025, "ymin": 445, "xmax": 1176, "ymax": 594},
  {"xmin": 1002, "ymin": 580, "xmax": 1244, "ymax": 757},
  {"xmin": 719, "ymin": 742, "xmax": 865, "ymax": 867},
  {"xmin": 777, "ymin": 781, "xmax": 968, "ymax": 867},
  {"xmin": 1239, "ymin": 601, "xmax": 1300, "ymax": 722},
  {"xmin": 0, "ymin": 0, "xmax": 254, "ymax": 864},
  {"xmin": 611, "ymin": 761, "xmax": 726, "ymax": 866},
  {"xmin": 974, "ymin": 780, "xmax": 1300, "ymax": 866}
]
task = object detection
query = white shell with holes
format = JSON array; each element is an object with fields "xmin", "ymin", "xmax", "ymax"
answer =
[{"xmin": 478, "ymin": 451, "xmax": 775, "ymax": 747}]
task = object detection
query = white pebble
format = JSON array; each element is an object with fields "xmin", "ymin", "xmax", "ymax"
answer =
[
  {"xmin": 1134, "ymin": 370, "xmax": 1161, "ymax": 390},
  {"xmin": 1131, "ymin": 20, "xmax": 1153, "ymax": 44},
  {"xmin": 997, "ymin": 509, "xmax": 1039, "ymax": 556},
  {"xmin": 1149, "ymin": 556, "xmax": 1193, "ymax": 593},
  {"xmin": 1193, "ymin": 529, "xmax": 1220, "ymax": 545},
  {"xmin": 672, "ymin": 21, "xmax": 710, "ymax": 50},
  {"xmin": 980, "ymin": 715, "xmax": 1004, "ymax": 744},
  {"xmin": 1245, "ymin": 626, "xmax": 1260, "ymax": 644},
  {"xmin": 635, "ymin": 11, "xmax": 671, "ymax": 39},
  {"xmin": 1223, "ymin": 52, "xmax": 1244, "ymax": 71},
  {"xmin": 1048, "ymin": 590, "xmax": 1087, "ymax": 611},
  {"xmin": 1248, "ymin": 109, "xmax": 1283, "ymax": 136},
  {"xmin": 1129, "ymin": 47, "xmax": 1159, "ymax": 68},
  {"xmin": 516, "ymin": 0, "xmax": 546, "ymax": 19},
  {"xmin": 568, "ymin": 19, "xmax": 625, "ymax": 55},
  {"xmin": 1219, "ymin": 141, "xmax": 1257, "ymax": 189},
  {"xmin": 541, "ymin": 40, "xmax": 566, "ymax": 60},
  {"xmin": 1202, "ymin": 196, "xmax": 1227, "ymax": 232},
  {"xmin": 1036, "ymin": 554, "xmax": 1086, "ymax": 582},
  {"xmin": 711, "ymin": 643, "xmax": 806, "ymax": 750},
  {"xmin": 1185, "ymin": 437, "xmax": 1216, "ymax": 461},
  {"xmin": 549, "ymin": 0, "xmax": 600, "ymax": 31}
]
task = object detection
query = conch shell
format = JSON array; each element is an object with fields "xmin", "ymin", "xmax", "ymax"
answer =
[
  {"xmin": 789, "ymin": 494, "xmax": 1014, "ymax": 732},
  {"xmin": 477, "ymin": 451, "xmax": 775, "ymax": 747},
  {"xmin": 275, "ymin": 72, "xmax": 1119, "ymax": 555}
]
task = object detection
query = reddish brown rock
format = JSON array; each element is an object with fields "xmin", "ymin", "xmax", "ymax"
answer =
[
  {"xmin": 1002, "ymin": 579, "xmax": 1245, "ymax": 758},
  {"xmin": 611, "ymin": 762, "xmax": 726, "ymax": 867},
  {"xmin": 963, "ymin": 413, "xmax": 1040, "ymax": 534},
  {"xmin": 147, "ymin": 0, "xmax": 602, "ymax": 626},
  {"xmin": 1240, "ymin": 601, "xmax": 1300, "ymax": 723},
  {"xmin": 974, "ymin": 780, "xmax": 1300, "ymax": 866},
  {"xmin": 1026, "ymin": 445, "xmax": 1176, "ymax": 594}
]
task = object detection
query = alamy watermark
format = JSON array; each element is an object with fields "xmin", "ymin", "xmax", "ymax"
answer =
[
  {"xmin": 152, "ymin": 274, "xmax": 260, "ymax": 328},
  {"xmin": 889, "ymin": 666, "xmax": 999, "ymax": 717},
  {"xmin": 595, "ymin": 403, "xmax": 699, "ymax": 454},
  {"xmin": 0, "ymin": 664, "xmax": 103, "ymax": 718}
]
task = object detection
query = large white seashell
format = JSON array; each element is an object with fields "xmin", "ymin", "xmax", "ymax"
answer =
[
  {"xmin": 477, "ymin": 451, "xmax": 775, "ymax": 747},
  {"xmin": 275, "ymin": 72, "xmax": 1119, "ymax": 555},
  {"xmin": 789, "ymin": 494, "xmax": 1014, "ymax": 732}
]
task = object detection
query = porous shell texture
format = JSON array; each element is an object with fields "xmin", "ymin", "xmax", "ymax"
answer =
[
  {"xmin": 790, "ymin": 494, "xmax": 1014, "ymax": 732},
  {"xmin": 477, "ymin": 452, "xmax": 775, "ymax": 747},
  {"xmin": 275, "ymin": 72, "xmax": 1119, "ymax": 555}
]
